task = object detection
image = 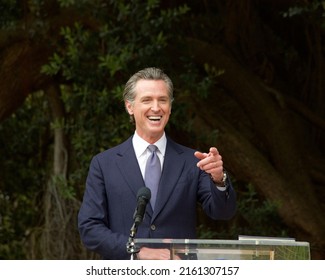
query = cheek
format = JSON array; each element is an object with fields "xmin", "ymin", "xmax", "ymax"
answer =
[{"xmin": 164, "ymin": 110, "xmax": 171, "ymax": 122}]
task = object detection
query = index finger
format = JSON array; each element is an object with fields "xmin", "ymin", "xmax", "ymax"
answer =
[{"xmin": 209, "ymin": 147, "xmax": 219, "ymax": 156}]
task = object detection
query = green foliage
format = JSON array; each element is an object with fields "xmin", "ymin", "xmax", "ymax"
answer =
[
  {"xmin": 282, "ymin": 0, "xmax": 325, "ymax": 29},
  {"xmin": 0, "ymin": 93, "xmax": 50, "ymax": 259},
  {"xmin": 236, "ymin": 184, "xmax": 287, "ymax": 237},
  {"xmin": 42, "ymin": 0, "xmax": 190, "ymax": 83},
  {"xmin": 197, "ymin": 183, "xmax": 288, "ymax": 241},
  {"xmin": 282, "ymin": 0, "xmax": 325, "ymax": 18},
  {"xmin": 0, "ymin": 0, "xmax": 22, "ymax": 28},
  {"xmin": 52, "ymin": 175, "xmax": 76, "ymax": 200}
]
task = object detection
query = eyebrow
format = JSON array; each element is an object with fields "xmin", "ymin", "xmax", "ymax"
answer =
[{"xmin": 139, "ymin": 95, "xmax": 169, "ymax": 100}]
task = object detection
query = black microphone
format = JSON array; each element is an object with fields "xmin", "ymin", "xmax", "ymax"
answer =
[
  {"xmin": 127, "ymin": 187, "xmax": 151, "ymax": 257},
  {"xmin": 133, "ymin": 187, "xmax": 151, "ymax": 226}
]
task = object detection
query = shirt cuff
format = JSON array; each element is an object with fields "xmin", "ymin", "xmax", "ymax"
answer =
[{"xmin": 216, "ymin": 185, "xmax": 227, "ymax": 191}]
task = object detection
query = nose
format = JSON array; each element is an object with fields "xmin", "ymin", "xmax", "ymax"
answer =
[{"xmin": 151, "ymin": 100, "xmax": 160, "ymax": 111}]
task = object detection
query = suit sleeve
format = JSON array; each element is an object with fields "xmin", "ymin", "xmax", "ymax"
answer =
[
  {"xmin": 77, "ymin": 156, "xmax": 129, "ymax": 259},
  {"xmin": 198, "ymin": 170, "xmax": 237, "ymax": 220}
]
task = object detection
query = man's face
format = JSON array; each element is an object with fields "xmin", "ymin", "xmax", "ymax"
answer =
[{"xmin": 125, "ymin": 79, "xmax": 172, "ymax": 143}]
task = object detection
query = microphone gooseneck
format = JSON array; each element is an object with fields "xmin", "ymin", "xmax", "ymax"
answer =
[{"xmin": 127, "ymin": 187, "xmax": 151, "ymax": 258}]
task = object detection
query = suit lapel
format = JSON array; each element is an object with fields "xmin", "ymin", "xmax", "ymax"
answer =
[
  {"xmin": 115, "ymin": 137, "xmax": 154, "ymax": 217},
  {"xmin": 152, "ymin": 138, "xmax": 185, "ymax": 221},
  {"xmin": 115, "ymin": 137, "xmax": 144, "ymax": 196}
]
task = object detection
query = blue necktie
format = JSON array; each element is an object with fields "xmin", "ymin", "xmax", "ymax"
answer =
[{"xmin": 144, "ymin": 145, "xmax": 161, "ymax": 210}]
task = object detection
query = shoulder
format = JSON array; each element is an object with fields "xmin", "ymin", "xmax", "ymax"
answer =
[
  {"xmin": 166, "ymin": 136, "xmax": 197, "ymax": 160},
  {"xmin": 93, "ymin": 136, "xmax": 133, "ymax": 161}
]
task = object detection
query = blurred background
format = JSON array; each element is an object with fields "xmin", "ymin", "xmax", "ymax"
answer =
[{"xmin": 0, "ymin": 0, "xmax": 324, "ymax": 259}]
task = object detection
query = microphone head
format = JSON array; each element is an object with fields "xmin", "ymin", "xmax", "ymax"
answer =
[{"xmin": 137, "ymin": 187, "xmax": 151, "ymax": 201}]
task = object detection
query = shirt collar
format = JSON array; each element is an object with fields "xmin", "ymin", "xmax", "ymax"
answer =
[{"xmin": 132, "ymin": 131, "xmax": 167, "ymax": 157}]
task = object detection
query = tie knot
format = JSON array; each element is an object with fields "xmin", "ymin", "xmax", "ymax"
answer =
[{"xmin": 148, "ymin": 145, "xmax": 158, "ymax": 153}]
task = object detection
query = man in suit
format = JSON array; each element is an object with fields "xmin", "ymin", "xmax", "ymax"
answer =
[{"xmin": 78, "ymin": 67, "xmax": 236, "ymax": 260}]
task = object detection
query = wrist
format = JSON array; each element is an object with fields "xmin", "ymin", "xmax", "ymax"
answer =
[{"xmin": 211, "ymin": 171, "xmax": 227, "ymax": 187}]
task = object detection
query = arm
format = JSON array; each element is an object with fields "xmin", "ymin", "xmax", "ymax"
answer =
[
  {"xmin": 78, "ymin": 156, "xmax": 129, "ymax": 260},
  {"xmin": 195, "ymin": 147, "xmax": 237, "ymax": 220}
]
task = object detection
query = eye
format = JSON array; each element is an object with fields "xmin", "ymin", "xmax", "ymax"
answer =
[
  {"xmin": 141, "ymin": 98, "xmax": 151, "ymax": 104},
  {"xmin": 159, "ymin": 98, "xmax": 169, "ymax": 104}
]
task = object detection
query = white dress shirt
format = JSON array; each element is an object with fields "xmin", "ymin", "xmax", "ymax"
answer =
[{"xmin": 132, "ymin": 131, "xmax": 166, "ymax": 178}]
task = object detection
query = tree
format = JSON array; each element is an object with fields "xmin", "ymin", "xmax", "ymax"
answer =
[{"xmin": 0, "ymin": 0, "xmax": 324, "ymax": 259}]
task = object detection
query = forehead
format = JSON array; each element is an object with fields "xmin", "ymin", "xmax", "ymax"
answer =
[{"xmin": 134, "ymin": 79, "xmax": 169, "ymax": 98}]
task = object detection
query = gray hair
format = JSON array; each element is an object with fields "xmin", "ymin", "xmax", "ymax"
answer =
[{"xmin": 123, "ymin": 67, "xmax": 174, "ymax": 122}]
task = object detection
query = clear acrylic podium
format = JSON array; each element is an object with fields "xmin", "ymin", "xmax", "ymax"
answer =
[{"xmin": 134, "ymin": 237, "xmax": 310, "ymax": 260}]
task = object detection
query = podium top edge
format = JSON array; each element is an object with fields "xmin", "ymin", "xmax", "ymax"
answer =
[{"xmin": 134, "ymin": 238, "xmax": 310, "ymax": 247}]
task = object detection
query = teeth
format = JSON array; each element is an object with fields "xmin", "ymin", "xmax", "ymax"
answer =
[{"xmin": 148, "ymin": 116, "xmax": 161, "ymax": 121}]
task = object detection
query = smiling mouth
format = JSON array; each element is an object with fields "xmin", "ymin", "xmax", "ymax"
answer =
[{"xmin": 148, "ymin": 116, "xmax": 162, "ymax": 121}]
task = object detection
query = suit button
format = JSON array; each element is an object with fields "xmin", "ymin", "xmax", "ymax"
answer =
[{"xmin": 150, "ymin": 224, "xmax": 156, "ymax": 231}]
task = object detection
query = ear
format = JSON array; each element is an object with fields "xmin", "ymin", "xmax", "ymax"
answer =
[{"xmin": 125, "ymin": 101, "xmax": 133, "ymax": 115}]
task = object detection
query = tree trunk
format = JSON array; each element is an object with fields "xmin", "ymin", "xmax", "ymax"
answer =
[{"xmin": 0, "ymin": 41, "xmax": 52, "ymax": 122}]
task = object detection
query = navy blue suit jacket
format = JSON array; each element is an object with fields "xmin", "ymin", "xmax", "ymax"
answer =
[{"xmin": 78, "ymin": 136, "xmax": 236, "ymax": 259}]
